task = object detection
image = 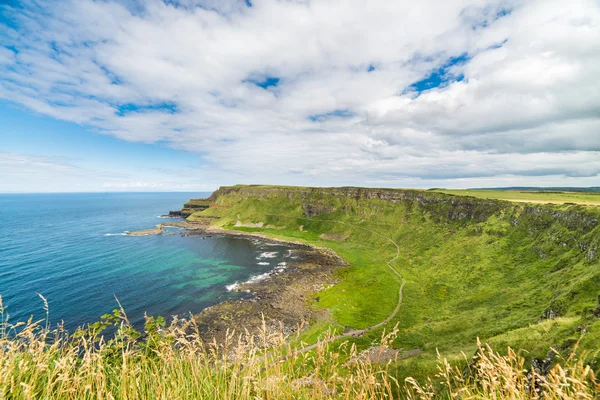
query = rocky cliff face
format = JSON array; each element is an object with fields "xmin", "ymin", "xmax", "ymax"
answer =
[
  {"xmin": 183, "ymin": 185, "xmax": 600, "ymax": 262},
  {"xmin": 522, "ymin": 206, "xmax": 599, "ymax": 233},
  {"xmin": 180, "ymin": 184, "xmax": 600, "ymax": 357},
  {"xmin": 190, "ymin": 185, "xmax": 600, "ymax": 227},
  {"xmin": 204, "ymin": 185, "xmax": 510, "ymax": 221}
]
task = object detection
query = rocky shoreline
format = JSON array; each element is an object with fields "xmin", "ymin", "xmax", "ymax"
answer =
[
  {"xmin": 195, "ymin": 236, "xmax": 345, "ymax": 343},
  {"xmin": 126, "ymin": 224, "xmax": 165, "ymax": 236},
  {"xmin": 157, "ymin": 220, "xmax": 347, "ymax": 343}
]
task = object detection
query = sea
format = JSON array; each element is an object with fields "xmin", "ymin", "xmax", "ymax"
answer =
[{"xmin": 0, "ymin": 192, "xmax": 292, "ymax": 332}]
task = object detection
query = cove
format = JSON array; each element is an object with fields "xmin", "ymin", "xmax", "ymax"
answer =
[{"xmin": 0, "ymin": 192, "xmax": 293, "ymax": 332}]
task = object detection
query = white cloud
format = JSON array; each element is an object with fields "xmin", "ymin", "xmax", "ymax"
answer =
[
  {"xmin": 0, "ymin": 152, "xmax": 120, "ymax": 192},
  {"xmin": 1, "ymin": 0, "xmax": 599, "ymax": 189},
  {"xmin": 101, "ymin": 181, "xmax": 205, "ymax": 190},
  {"xmin": 0, "ymin": 151, "xmax": 214, "ymax": 192},
  {"xmin": 0, "ymin": 47, "xmax": 15, "ymax": 65}
]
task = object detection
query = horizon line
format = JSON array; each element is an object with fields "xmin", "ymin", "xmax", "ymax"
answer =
[{"xmin": 1, "ymin": 185, "xmax": 599, "ymax": 195}]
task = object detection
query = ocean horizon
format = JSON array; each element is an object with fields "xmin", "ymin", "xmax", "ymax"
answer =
[{"xmin": 0, "ymin": 192, "xmax": 293, "ymax": 332}]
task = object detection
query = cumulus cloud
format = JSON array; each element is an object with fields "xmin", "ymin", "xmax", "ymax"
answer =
[{"xmin": 1, "ymin": 0, "xmax": 599, "ymax": 188}]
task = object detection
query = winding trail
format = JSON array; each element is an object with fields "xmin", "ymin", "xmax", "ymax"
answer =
[{"xmin": 285, "ymin": 219, "xmax": 406, "ymax": 356}]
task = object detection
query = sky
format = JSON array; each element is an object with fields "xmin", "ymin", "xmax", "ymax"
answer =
[{"xmin": 0, "ymin": 0, "xmax": 599, "ymax": 193}]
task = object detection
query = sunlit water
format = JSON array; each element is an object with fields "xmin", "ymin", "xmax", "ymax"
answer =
[{"xmin": 0, "ymin": 193, "xmax": 292, "ymax": 331}]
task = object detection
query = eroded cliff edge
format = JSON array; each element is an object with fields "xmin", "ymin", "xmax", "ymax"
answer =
[{"xmin": 174, "ymin": 185, "xmax": 600, "ymax": 363}]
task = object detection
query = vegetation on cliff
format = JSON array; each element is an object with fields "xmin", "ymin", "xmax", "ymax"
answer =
[
  {"xmin": 190, "ymin": 185, "xmax": 600, "ymax": 382},
  {"xmin": 3, "ymin": 184, "xmax": 600, "ymax": 398}
]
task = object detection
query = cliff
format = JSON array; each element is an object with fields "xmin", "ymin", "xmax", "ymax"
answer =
[
  {"xmin": 187, "ymin": 184, "xmax": 599, "ymax": 266},
  {"xmin": 193, "ymin": 184, "xmax": 598, "ymax": 230},
  {"xmin": 179, "ymin": 185, "xmax": 600, "ymax": 378}
]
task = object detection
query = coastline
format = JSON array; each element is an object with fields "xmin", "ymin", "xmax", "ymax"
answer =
[
  {"xmin": 164, "ymin": 222, "xmax": 347, "ymax": 343},
  {"xmin": 204, "ymin": 225, "xmax": 346, "ymax": 263}
]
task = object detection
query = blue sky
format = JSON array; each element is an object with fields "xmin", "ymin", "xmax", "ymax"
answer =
[
  {"xmin": 1, "ymin": 0, "xmax": 599, "ymax": 193},
  {"xmin": 0, "ymin": 101, "xmax": 215, "ymax": 192},
  {"xmin": 0, "ymin": 103, "xmax": 194, "ymax": 167}
]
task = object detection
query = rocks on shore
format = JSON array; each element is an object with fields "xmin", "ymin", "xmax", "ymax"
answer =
[
  {"xmin": 194, "ymin": 240, "xmax": 345, "ymax": 344},
  {"xmin": 126, "ymin": 224, "xmax": 165, "ymax": 236},
  {"xmin": 126, "ymin": 221, "xmax": 210, "ymax": 237}
]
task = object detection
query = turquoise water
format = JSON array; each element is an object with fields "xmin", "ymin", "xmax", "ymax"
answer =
[{"xmin": 0, "ymin": 193, "xmax": 292, "ymax": 331}]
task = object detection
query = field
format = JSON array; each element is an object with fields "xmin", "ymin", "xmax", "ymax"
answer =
[{"xmin": 435, "ymin": 189, "xmax": 600, "ymax": 206}]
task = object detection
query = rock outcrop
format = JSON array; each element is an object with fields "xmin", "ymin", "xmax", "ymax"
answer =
[{"xmin": 126, "ymin": 225, "xmax": 164, "ymax": 236}]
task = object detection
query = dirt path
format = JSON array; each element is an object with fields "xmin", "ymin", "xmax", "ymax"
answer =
[
  {"xmin": 200, "ymin": 215, "xmax": 406, "ymax": 358},
  {"xmin": 285, "ymin": 219, "xmax": 405, "ymax": 355}
]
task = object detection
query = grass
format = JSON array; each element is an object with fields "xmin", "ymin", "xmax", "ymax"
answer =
[
  {"xmin": 404, "ymin": 338, "xmax": 600, "ymax": 399},
  {"xmin": 3, "ymin": 184, "xmax": 600, "ymax": 398},
  {"xmin": 0, "ymin": 300, "xmax": 396, "ymax": 399},
  {"xmin": 1, "ymin": 297, "xmax": 598, "ymax": 399},
  {"xmin": 435, "ymin": 189, "xmax": 600, "ymax": 206},
  {"xmin": 191, "ymin": 185, "xmax": 600, "ymax": 383},
  {"xmin": 183, "ymin": 199, "xmax": 212, "ymax": 211}
]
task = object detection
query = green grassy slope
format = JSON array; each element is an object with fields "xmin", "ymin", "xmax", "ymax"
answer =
[{"xmin": 188, "ymin": 185, "xmax": 600, "ymax": 381}]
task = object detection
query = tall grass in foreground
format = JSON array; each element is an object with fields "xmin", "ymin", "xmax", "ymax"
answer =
[
  {"xmin": 405, "ymin": 339, "xmax": 600, "ymax": 399},
  {"xmin": 0, "ymin": 297, "xmax": 598, "ymax": 399}
]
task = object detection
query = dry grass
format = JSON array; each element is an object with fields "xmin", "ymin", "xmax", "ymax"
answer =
[
  {"xmin": 1, "ymin": 296, "xmax": 598, "ymax": 399},
  {"xmin": 405, "ymin": 339, "xmax": 600, "ymax": 399},
  {"xmin": 0, "ymin": 296, "xmax": 400, "ymax": 400}
]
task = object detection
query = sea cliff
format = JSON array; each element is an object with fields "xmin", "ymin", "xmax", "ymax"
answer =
[{"xmin": 176, "ymin": 185, "xmax": 600, "ymax": 380}]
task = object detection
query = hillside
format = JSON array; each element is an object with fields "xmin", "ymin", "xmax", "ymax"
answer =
[
  {"xmin": 3, "ymin": 184, "xmax": 600, "ymax": 399},
  {"xmin": 187, "ymin": 185, "xmax": 600, "ymax": 380}
]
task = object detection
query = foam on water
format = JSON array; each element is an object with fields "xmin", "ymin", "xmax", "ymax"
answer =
[
  {"xmin": 257, "ymin": 251, "xmax": 278, "ymax": 259},
  {"xmin": 247, "ymin": 272, "xmax": 271, "ymax": 284},
  {"xmin": 225, "ymin": 258, "xmax": 293, "ymax": 291}
]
